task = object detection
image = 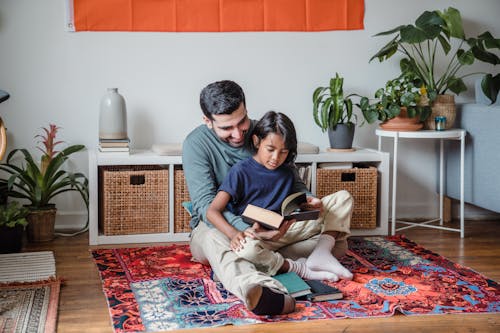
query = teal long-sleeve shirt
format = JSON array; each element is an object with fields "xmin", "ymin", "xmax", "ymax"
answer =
[{"xmin": 182, "ymin": 122, "xmax": 309, "ymax": 231}]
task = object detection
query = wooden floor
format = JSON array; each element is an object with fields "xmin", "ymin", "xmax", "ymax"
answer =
[{"xmin": 24, "ymin": 219, "xmax": 500, "ymax": 333}]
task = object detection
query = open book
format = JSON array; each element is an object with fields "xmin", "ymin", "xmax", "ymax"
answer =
[{"xmin": 242, "ymin": 192, "xmax": 320, "ymax": 230}]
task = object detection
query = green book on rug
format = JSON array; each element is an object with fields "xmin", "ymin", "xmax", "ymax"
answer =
[{"xmin": 273, "ymin": 271, "xmax": 311, "ymax": 298}]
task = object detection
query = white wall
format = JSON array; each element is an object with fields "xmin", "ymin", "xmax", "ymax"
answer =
[{"xmin": 1, "ymin": 0, "xmax": 499, "ymax": 228}]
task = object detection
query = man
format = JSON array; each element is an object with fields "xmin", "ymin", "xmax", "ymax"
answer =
[{"xmin": 183, "ymin": 80, "xmax": 353, "ymax": 316}]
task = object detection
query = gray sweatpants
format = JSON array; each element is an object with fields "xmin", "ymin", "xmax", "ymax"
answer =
[{"xmin": 189, "ymin": 190, "xmax": 353, "ymax": 307}]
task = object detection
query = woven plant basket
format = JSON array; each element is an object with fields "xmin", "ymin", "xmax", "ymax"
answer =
[
  {"xmin": 99, "ymin": 165, "xmax": 169, "ymax": 235},
  {"xmin": 27, "ymin": 206, "xmax": 57, "ymax": 242},
  {"xmin": 424, "ymin": 94, "xmax": 456, "ymax": 130},
  {"xmin": 174, "ymin": 168, "xmax": 192, "ymax": 233},
  {"xmin": 316, "ymin": 167, "xmax": 378, "ymax": 229}
]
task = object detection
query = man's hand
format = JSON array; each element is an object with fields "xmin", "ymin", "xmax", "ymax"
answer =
[{"xmin": 245, "ymin": 220, "xmax": 294, "ymax": 241}]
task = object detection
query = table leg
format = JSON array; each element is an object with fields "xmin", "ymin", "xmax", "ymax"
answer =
[
  {"xmin": 439, "ymin": 139, "xmax": 444, "ymax": 225},
  {"xmin": 460, "ymin": 132, "xmax": 465, "ymax": 238},
  {"xmin": 391, "ymin": 134, "xmax": 398, "ymax": 236}
]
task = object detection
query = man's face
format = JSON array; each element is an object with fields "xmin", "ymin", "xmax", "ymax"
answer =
[{"xmin": 204, "ymin": 103, "xmax": 251, "ymax": 147}]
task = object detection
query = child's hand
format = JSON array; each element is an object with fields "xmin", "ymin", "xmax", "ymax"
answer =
[
  {"xmin": 304, "ymin": 196, "xmax": 323, "ymax": 213},
  {"xmin": 230, "ymin": 231, "xmax": 247, "ymax": 251}
]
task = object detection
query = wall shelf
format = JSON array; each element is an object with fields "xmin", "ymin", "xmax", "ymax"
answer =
[{"xmin": 88, "ymin": 148, "xmax": 390, "ymax": 245}]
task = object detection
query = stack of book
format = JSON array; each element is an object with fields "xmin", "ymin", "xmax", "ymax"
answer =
[
  {"xmin": 273, "ymin": 271, "xmax": 343, "ymax": 301},
  {"xmin": 98, "ymin": 138, "xmax": 130, "ymax": 153}
]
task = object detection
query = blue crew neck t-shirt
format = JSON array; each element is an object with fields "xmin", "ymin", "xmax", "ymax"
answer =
[{"xmin": 219, "ymin": 157, "xmax": 295, "ymax": 216}]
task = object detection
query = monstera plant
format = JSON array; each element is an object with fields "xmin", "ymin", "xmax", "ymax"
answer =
[{"xmin": 370, "ymin": 6, "xmax": 500, "ymax": 103}]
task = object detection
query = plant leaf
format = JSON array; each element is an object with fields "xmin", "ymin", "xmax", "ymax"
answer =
[
  {"xmin": 439, "ymin": 7, "xmax": 465, "ymax": 40},
  {"xmin": 481, "ymin": 73, "xmax": 500, "ymax": 104},
  {"xmin": 370, "ymin": 36, "xmax": 399, "ymax": 62},
  {"xmin": 447, "ymin": 77, "xmax": 467, "ymax": 95},
  {"xmin": 400, "ymin": 25, "xmax": 429, "ymax": 44},
  {"xmin": 457, "ymin": 49, "xmax": 475, "ymax": 65},
  {"xmin": 471, "ymin": 46, "xmax": 500, "ymax": 65}
]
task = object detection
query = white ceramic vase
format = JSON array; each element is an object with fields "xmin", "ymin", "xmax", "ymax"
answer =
[{"xmin": 99, "ymin": 88, "xmax": 128, "ymax": 140}]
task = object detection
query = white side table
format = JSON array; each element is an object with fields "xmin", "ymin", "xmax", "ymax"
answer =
[{"xmin": 375, "ymin": 129, "xmax": 466, "ymax": 238}]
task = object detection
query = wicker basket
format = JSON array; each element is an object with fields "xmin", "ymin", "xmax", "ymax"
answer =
[
  {"xmin": 424, "ymin": 94, "xmax": 456, "ymax": 130},
  {"xmin": 174, "ymin": 168, "xmax": 192, "ymax": 233},
  {"xmin": 316, "ymin": 167, "xmax": 378, "ymax": 229},
  {"xmin": 99, "ymin": 165, "xmax": 169, "ymax": 235}
]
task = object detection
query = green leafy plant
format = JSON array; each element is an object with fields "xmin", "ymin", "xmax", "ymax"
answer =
[
  {"xmin": 370, "ymin": 7, "xmax": 500, "ymax": 103},
  {"xmin": 0, "ymin": 201, "xmax": 28, "ymax": 228},
  {"xmin": 0, "ymin": 124, "xmax": 88, "ymax": 210},
  {"xmin": 359, "ymin": 75, "xmax": 431, "ymax": 124},
  {"xmin": 312, "ymin": 73, "xmax": 357, "ymax": 131}
]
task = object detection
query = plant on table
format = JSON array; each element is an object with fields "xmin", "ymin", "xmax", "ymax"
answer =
[
  {"xmin": 370, "ymin": 6, "xmax": 500, "ymax": 103},
  {"xmin": 359, "ymin": 74, "xmax": 431, "ymax": 125}
]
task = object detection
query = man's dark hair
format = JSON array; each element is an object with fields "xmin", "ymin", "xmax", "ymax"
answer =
[
  {"xmin": 249, "ymin": 111, "xmax": 298, "ymax": 164},
  {"xmin": 200, "ymin": 80, "xmax": 246, "ymax": 120}
]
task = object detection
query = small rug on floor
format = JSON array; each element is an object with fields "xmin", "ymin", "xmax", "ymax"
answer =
[
  {"xmin": 92, "ymin": 235, "xmax": 500, "ymax": 333},
  {"xmin": 0, "ymin": 252, "xmax": 60, "ymax": 333}
]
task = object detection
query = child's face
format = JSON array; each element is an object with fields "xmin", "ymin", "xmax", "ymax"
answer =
[{"xmin": 252, "ymin": 132, "xmax": 289, "ymax": 170}]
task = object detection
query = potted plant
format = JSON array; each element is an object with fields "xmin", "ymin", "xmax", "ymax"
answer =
[
  {"xmin": 0, "ymin": 124, "xmax": 88, "ymax": 242},
  {"xmin": 369, "ymin": 7, "xmax": 500, "ymax": 129},
  {"xmin": 0, "ymin": 201, "xmax": 29, "ymax": 253},
  {"xmin": 312, "ymin": 73, "xmax": 358, "ymax": 150},
  {"xmin": 359, "ymin": 74, "xmax": 431, "ymax": 131}
]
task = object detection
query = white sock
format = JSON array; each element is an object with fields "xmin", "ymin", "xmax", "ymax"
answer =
[
  {"xmin": 306, "ymin": 234, "xmax": 353, "ymax": 280},
  {"xmin": 286, "ymin": 258, "xmax": 338, "ymax": 281}
]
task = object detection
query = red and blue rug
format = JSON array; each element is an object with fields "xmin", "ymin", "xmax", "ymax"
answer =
[{"xmin": 92, "ymin": 235, "xmax": 500, "ymax": 332}]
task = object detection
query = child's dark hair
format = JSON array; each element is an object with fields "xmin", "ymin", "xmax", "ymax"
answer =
[{"xmin": 249, "ymin": 111, "xmax": 297, "ymax": 164}]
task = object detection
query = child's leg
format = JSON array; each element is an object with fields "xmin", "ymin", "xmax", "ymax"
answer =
[
  {"xmin": 285, "ymin": 258, "xmax": 338, "ymax": 281},
  {"xmin": 306, "ymin": 190, "xmax": 354, "ymax": 280}
]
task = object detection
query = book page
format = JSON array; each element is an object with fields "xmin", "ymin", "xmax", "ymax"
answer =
[{"xmin": 281, "ymin": 192, "xmax": 306, "ymax": 216}]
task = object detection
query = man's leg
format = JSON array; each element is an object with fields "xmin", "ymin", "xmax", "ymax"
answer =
[{"xmin": 190, "ymin": 222, "xmax": 295, "ymax": 315}]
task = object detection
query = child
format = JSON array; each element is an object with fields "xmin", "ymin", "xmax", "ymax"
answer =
[{"xmin": 207, "ymin": 111, "xmax": 349, "ymax": 282}]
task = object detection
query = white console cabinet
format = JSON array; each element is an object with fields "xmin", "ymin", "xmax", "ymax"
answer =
[{"xmin": 88, "ymin": 148, "xmax": 390, "ymax": 245}]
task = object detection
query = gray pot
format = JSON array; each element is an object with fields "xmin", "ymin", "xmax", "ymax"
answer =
[{"xmin": 327, "ymin": 124, "xmax": 355, "ymax": 149}]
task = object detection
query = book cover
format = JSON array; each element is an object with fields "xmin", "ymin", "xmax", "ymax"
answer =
[
  {"xmin": 241, "ymin": 192, "xmax": 320, "ymax": 230},
  {"xmin": 273, "ymin": 272, "xmax": 311, "ymax": 298},
  {"xmin": 99, "ymin": 137, "xmax": 130, "ymax": 143},
  {"xmin": 99, "ymin": 141, "xmax": 130, "ymax": 148},
  {"xmin": 304, "ymin": 280, "xmax": 343, "ymax": 301}
]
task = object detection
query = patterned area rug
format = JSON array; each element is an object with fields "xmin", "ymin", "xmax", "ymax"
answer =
[
  {"xmin": 0, "ymin": 251, "xmax": 60, "ymax": 333},
  {"xmin": 92, "ymin": 235, "xmax": 500, "ymax": 333},
  {"xmin": 0, "ymin": 278, "xmax": 60, "ymax": 333}
]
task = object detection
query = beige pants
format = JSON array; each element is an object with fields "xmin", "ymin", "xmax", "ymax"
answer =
[{"xmin": 189, "ymin": 190, "xmax": 353, "ymax": 307}]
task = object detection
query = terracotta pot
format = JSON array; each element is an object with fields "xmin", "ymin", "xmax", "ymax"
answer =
[
  {"xmin": 424, "ymin": 94, "xmax": 456, "ymax": 130},
  {"xmin": 26, "ymin": 206, "xmax": 57, "ymax": 242},
  {"xmin": 379, "ymin": 107, "xmax": 423, "ymax": 131}
]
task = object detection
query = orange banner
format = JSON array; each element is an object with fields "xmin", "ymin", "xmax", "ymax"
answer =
[{"xmin": 71, "ymin": 0, "xmax": 364, "ymax": 32}]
